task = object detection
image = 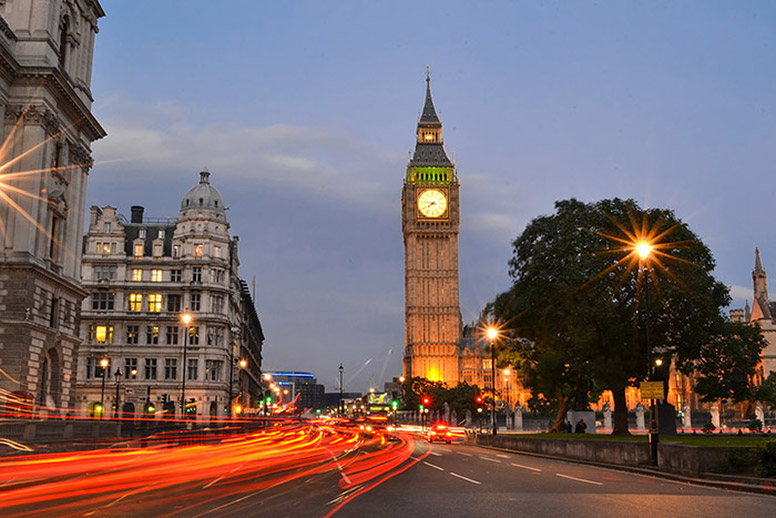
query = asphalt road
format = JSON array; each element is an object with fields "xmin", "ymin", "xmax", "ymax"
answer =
[{"xmin": 337, "ymin": 440, "xmax": 776, "ymax": 518}]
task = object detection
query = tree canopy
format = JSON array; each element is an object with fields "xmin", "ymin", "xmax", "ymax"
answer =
[{"xmin": 491, "ymin": 198, "xmax": 760, "ymax": 434}]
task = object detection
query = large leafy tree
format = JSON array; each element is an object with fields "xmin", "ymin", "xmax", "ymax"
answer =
[{"xmin": 492, "ymin": 198, "xmax": 734, "ymax": 434}]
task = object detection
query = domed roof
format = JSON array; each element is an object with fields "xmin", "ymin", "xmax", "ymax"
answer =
[{"xmin": 180, "ymin": 169, "xmax": 225, "ymax": 214}]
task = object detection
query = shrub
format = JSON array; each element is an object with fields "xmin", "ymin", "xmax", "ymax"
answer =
[
  {"xmin": 702, "ymin": 422, "xmax": 716, "ymax": 434},
  {"xmin": 751, "ymin": 439, "xmax": 776, "ymax": 477},
  {"xmin": 748, "ymin": 419, "xmax": 763, "ymax": 432}
]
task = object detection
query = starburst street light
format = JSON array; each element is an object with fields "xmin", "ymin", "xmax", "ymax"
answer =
[{"xmin": 485, "ymin": 325, "xmax": 500, "ymax": 435}]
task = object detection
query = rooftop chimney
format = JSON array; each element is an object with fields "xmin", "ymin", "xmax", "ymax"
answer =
[{"xmin": 131, "ymin": 206, "xmax": 144, "ymax": 224}]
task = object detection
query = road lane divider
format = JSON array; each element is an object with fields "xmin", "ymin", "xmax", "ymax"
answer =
[
  {"xmin": 423, "ymin": 461, "xmax": 445, "ymax": 471},
  {"xmin": 450, "ymin": 472, "xmax": 482, "ymax": 485},
  {"xmin": 480, "ymin": 456, "xmax": 502, "ymax": 463},
  {"xmin": 556, "ymin": 473, "xmax": 603, "ymax": 486},
  {"xmin": 496, "ymin": 454, "xmax": 510, "ymax": 459},
  {"xmin": 511, "ymin": 463, "xmax": 542, "ymax": 472},
  {"xmin": 456, "ymin": 451, "xmax": 473, "ymax": 457}
]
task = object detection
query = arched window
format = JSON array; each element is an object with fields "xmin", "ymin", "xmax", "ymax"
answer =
[{"xmin": 59, "ymin": 15, "xmax": 69, "ymax": 68}]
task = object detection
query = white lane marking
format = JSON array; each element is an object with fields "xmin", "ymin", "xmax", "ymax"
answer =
[
  {"xmin": 429, "ymin": 451, "xmax": 442, "ymax": 456},
  {"xmin": 203, "ymin": 475, "xmax": 224, "ymax": 488},
  {"xmin": 496, "ymin": 454, "xmax": 510, "ymax": 459},
  {"xmin": 325, "ymin": 446, "xmax": 352, "ymax": 485},
  {"xmin": 423, "ymin": 461, "xmax": 445, "ymax": 471},
  {"xmin": 511, "ymin": 463, "xmax": 542, "ymax": 472},
  {"xmin": 480, "ymin": 456, "xmax": 502, "ymax": 463},
  {"xmin": 556, "ymin": 473, "xmax": 603, "ymax": 486},
  {"xmin": 456, "ymin": 451, "xmax": 473, "ymax": 457},
  {"xmin": 450, "ymin": 472, "xmax": 482, "ymax": 485}
]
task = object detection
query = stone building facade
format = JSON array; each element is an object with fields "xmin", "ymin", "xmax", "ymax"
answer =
[
  {"xmin": 0, "ymin": 0, "xmax": 105, "ymax": 414},
  {"xmin": 76, "ymin": 170, "xmax": 264, "ymax": 421}
]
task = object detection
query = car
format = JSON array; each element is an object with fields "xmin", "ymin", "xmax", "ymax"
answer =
[{"xmin": 427, "ymin": 424, "xmax": 452, "ymax": 444}]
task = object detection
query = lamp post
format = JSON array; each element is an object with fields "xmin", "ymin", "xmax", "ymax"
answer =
[
  {"xmin": 487, "ymin": 327, "xmax": 498, "ymax": 435},
  {"xmin": 181, "ymin": 310, "xmax": 192, "ymax": 420},
  {"xmin": 99, "ymin": 358, "xmax": 109, "ymax": 418},
  {"xmin": 114, "ymin": 368, "xmax": 122, "ymax": 418},
  {"xmin": 636, "ymin": 241, "xmax": 659, "ymax": 466},
  {"xmin": 338, "ymin": 363, "xmax": 344, "ymax": 417},
  {"xmin": 503, "ymin": 368, "xmax": 511, "ymax": 411},
  {"xmin": 228, "ymin": 326, "xmax": 240, "ymax": 419}
]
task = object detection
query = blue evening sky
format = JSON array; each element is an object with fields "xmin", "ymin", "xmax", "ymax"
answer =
[{"xmin": 88, "ymin": 1, "xmax": 776, "ymax": 392}]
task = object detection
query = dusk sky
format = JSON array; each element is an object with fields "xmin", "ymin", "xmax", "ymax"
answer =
[{"xmin": 87, "ymin": 2, "xmax": 776, "ymax": 393}]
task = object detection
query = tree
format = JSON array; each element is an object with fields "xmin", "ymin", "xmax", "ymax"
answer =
[
  {"xmin": 492, "ymin": 198, "xmax": 732, "ymax": 434},
  {"xmin": 758, "ymin": 371, "xmax": 776, "ymax": 410}
]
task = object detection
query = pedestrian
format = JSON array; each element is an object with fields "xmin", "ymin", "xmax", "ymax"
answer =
[{"xmin": 574, "ymin": 418, "xmax": 587, "ymax": 434}]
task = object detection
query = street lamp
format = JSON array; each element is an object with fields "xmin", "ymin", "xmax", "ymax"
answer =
[
  {"xmin": 487, "ymin": 326, "xmax": 498, "ymax": 435},
  {"xmin": 114, "ymin": 368, "xmax": 122, "ymax": 418},
  {"xmin": 503, "ymin": 368, "xmax": 511, "ymax": 411},
  {"xmin": 636, "ymin": 241, "xmax": 659, "ymax": 466},
  {"xmin": 180, "ymin": 310, "xmax": 193, "ymax": 420},
  {"xmin": 99, "ymin": 358, "xmax": 109, "ymax": 418},
  {"xmin": 338, "ymin": 363, "xmax": 344, "ymax": 417},
  {"xmin": 228, "ymin": 326, "xmax": 240, "ymax": 419}
]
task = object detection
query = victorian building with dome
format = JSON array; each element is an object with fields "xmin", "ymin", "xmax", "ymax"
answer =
[{"xmin": 75, "ymin": 170, "xmax": 264, "ymax": 421}]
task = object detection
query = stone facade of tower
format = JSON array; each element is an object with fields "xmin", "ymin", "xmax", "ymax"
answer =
[
  {"xmin": 737, "ymin": 249, "xmax": 776, "ymax": 381},
  {"xmin": 402, "ymin": 76, "xmax": 462, "ymax": 384},
  {"xmin": 0, "ymin": 1, "xmax": 106, "ymax": 414},
  {"xmin": 75, "ymin": 170, "xmax": 264, "ymax": 421}
]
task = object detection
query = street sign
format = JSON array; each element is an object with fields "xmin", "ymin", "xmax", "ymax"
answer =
[{"xmin": 640, "ymin": 381, "xmax": 665, "ymax": 400}]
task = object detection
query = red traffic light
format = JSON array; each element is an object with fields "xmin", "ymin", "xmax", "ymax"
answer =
[
  {"xmin": 475, "ymin": 395, "xmax": 483, "ymax": 404},
  {"xmin": 422, "ymin": 396, "xmax": 430, "ymax": 406}
]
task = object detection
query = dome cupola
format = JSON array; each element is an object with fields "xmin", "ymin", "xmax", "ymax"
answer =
[{"xmin": 180, "ymin": 168, "xmax": 226, "ymax": 214}]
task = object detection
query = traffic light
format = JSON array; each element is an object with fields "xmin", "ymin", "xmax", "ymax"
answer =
[
  {"xmin": 475, "ymin": 395, "xmax": 483, "ymax": 404},
  {"xmin": 161, "ymin": 394, "xmax": 168, "ymax": 404},
  {"xmin": 391, "ymin": 400, "xmax": 398, "ymax": 410},
  {"xmin": 422, "ymin": 396, "xmax": 430, "ymax": 407}
]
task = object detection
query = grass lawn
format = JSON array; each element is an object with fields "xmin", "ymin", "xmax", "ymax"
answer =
[{"xmin": 502, "ymin": 431, "xmax": 774, "ymax": 447}]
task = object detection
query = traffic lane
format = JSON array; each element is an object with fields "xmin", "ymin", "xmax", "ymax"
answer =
[{"xmin": 337, "ymin": 441, "xmax": 776, "ymax": 518}]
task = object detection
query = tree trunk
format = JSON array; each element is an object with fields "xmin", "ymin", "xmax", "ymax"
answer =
[
  {"xmin": 551, "ymin": 395, "xmax": 571, "ymax": 433},
  {"xmin": 611, "ymin": 385, "xmax": 630, "ymax": 435}
]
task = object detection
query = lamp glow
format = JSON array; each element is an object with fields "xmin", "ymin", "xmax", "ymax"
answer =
[{"xmin": 636, "ymin": 242, "xmax": 653, "ymax": 260}]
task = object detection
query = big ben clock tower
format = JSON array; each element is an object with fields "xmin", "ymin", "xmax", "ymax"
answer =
[{"xmin": 402, "ymin": 71, "xmax": 462, "ymax": 384}]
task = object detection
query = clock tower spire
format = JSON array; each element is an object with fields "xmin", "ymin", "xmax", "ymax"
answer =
[{"xmin": 402, "ymin": 71, "xmax": 462, "ymax": 384}]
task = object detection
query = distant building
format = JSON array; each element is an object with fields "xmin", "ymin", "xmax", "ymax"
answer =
[
  {"xmin": 76, "ymin": 170, "xmax": 264, "ymax": 421},
  {"xmin": 0, "ymin": 1, "xmax": 106, "ymax": 414},
  {"xmin": 265, "ymin": 371, "xmax": 324, "ymax": 412}
]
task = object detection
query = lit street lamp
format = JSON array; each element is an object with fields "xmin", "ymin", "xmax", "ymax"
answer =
[
  {"xmin": 636, "ymin": 241, "xmax": 659, "ymax": 467},
  {"xmin": 339, "ymin": 363, "xmax": 344, "ymax": 417},
  {"xmin": 99, "ymin": 358, "xmax": 109, "ymax": 418},
  {"xmin": 487, "ymin": 326, "xmax": 498, "ymax": 435},
  {"xmin": 180, "ymin": 310, "xmax": 193, "ymax": 420},
  {"xmin": 503, "ymin": 368, "xmax": 511, "ymax": 411}
]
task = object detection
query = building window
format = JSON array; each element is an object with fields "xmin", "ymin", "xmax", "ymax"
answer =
[
  {"xmin": 190, "ymin": 293, "xmax": 201, "ymax": 311},
  {"xmin": 189, "ymin": 326, "xmax": 199, "ymax": 345},
  {"xmin": 187, "ymin": 358, "xmax": 198, "ymax": 380},
  {"xmin": 208, "ymin": 326, "xmax": 224, "ymax": 346},
  {"xmin": 146, "ymin": 325, "xmax": 159, "ymax": 345},
  {"xmin": 192, "ymin": 267, "xmax": 202, "ymax": 282},
  {"xmin": 134, "ymin": 243, "xmax": 143, "ymax": 259},
  {"xmin": 94, "ymin": 265, "xmax": 117, "ymax": 280},
  {"xmin": 99, "ymin": 242, "xmax": 116, "ymax": 255},
  {"xmin": 158, "ymin": 230, "xmax": 165, "ymax": 239},
  {"xmin": 104, "ymin": 223, "xmax": 111, "ymax": 233},
  {"xmin": 210, "ymin": 269, "xmax": 225, "ymax": 284},
  {"xmin": 92, "ymin": 293, "xmax": 114, "ymax": 311},
  {"xmin": 153, "ymin": 244, "xmax": 163, "ymax": 258},
  {"xmin": 164, "ymin": 358, "xmax": 178, "ymax": 380},
  {"xmin": 205, "ymin": 360, "xmax": 222, "ymax": 381},
  {"xmin": 139, "ymin": 229, "xmax": 146, "ymax": 239},
  {"xmin": 131, "ymin": 269, "xmax": 142, "ymax": 282},
  {"xmin": 148, "ymin": 293, "xmax": 162, "ymax": 313},
  {"xmin": 194, "ymin": 244, "xmax": 203, "ymax": 258},
  {"xmin": 173, "ymin": 245, "xmax": 181, "ymax": 258},
  {"xmin": 210, "ymin": 295, "xmax": 224, "ymax": 314},
  {"xmin": 87, "ymin": 357, "xmax": 110, "ymax": 379},
  {"xmin": 166, "ymin": 326, "xmax": 179, "ymax": 345},
  {"xmin": 125, "ymin": 358, "xmax": 138, "ymax": 379},
  {"xmin": 171, "ymin": 269, "xmax": 182, "ymax": 282},
  {"xmin": 90, "ymin": 324, "xmax": 114, "ymax": 344},
  {"xmin": 213, "ymin": 246, "xmax": 221, "ymax": 258},
  {"xmin": 144, "ymin": 358, "xmax": 157, "ymax": 380},
  {"xmin": 127, "ymin": 325, "xmax": 139, "ymax": 345},
  {"xmin": 128, "ymin": 293, "xmax": 143, "ymax": 312},
  {"xmin": 151, "ymin": 269, "xmax": 163, "ymax": 282},
  {"xmin": 86, "ymin": 357, "xmax": 94, "ymax": 379},
  {"xmin": 167, "ymin": 294, "xmax": 181, "ymax": 312},
  {"xmin": 49, "ymin": 216, "xmax": 61, "ymax": 263}
]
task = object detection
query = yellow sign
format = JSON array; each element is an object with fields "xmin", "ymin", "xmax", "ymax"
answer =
[{"xmin": 640, "ymin": 381, "xmax": 665, "ymax": 400}]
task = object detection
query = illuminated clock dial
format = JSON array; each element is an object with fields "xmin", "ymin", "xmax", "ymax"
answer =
[{"xmin": 418, "ymin": 189, "xmax": 447, "ymax": 218}]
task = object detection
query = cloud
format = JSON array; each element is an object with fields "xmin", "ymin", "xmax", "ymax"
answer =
[{"xmin": 727, "ymin": 284, "xmax": 751, "ymax": 307}]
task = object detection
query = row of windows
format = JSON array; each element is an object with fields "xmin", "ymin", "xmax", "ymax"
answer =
[
  {"xmin": 92, "ymin": 292, "xmax": 225, "ymax": 313},
  {"xmin": 87, "ymin": 324, "xmax": 226, "ymax": 346},
  {"xmin": 92, "ymin": 240, "xmax": 222, "ymax": 260},
  {"xmin": 91, "ymin": 266, "xmax": 226, "ymax": 285},
  {"xmin": 85, "ymin": 357, "xmax": 224, "ymax": 381}
]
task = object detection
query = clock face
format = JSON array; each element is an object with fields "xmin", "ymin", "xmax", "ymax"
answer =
[{"xmin": 418, "ymin": 189, "xmax": 447, "ymax": 218}]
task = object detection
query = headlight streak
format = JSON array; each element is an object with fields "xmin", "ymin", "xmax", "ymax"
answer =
[{"xmin": 0, "ymin": 422, "xmax": 418, "ymax": 517}]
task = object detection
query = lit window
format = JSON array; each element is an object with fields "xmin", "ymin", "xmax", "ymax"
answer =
[
  {"xmin": 151, "ymin": 269, "xmax": 163, "ymax": 282},
  {"xmin": 132, "ymin": 269, "xmax": 142, "ymax": 282},
  {"xmin": 194, "ymin": 244, "xmax": 203, "ymax": 258},
  {"xmin": 214, "ymin": 246, "xmax": 221, "ymax": 258},
  {"xmin": 424, "ymin": 133, "xmax": 434, "ymax": 141},
  {"xmin": 102, "ymin": 243, "xmax": 111, "ymax": 255},
  {"xmin": 173, "ymin": 245, "xmax": 181, "ymax": 258},
  {"xmin": 148, "ymin": 294, "xmax": 162, "ymax": 312},
  {"xmin": 95, "ymin": 325, "xmax": 113, "ymax": 344},
  {"xmin": 127, "ymin": 325, "xmax": 139, "ymax": 344},
  {"xmin": 134, "ymin": 244, "xmax": 143, "ymax": 259},
  {"xmin": 128, "ymin": 293, "xmax": 143, "ymax": 312},
  {"xmin": 146, "ymin": 326, "xmax": 159, "ymax": 344}
]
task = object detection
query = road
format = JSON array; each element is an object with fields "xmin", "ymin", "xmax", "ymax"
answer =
[{"xmin": 1, "ymin": 423, "xmax": 774, "ymax": 517}]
